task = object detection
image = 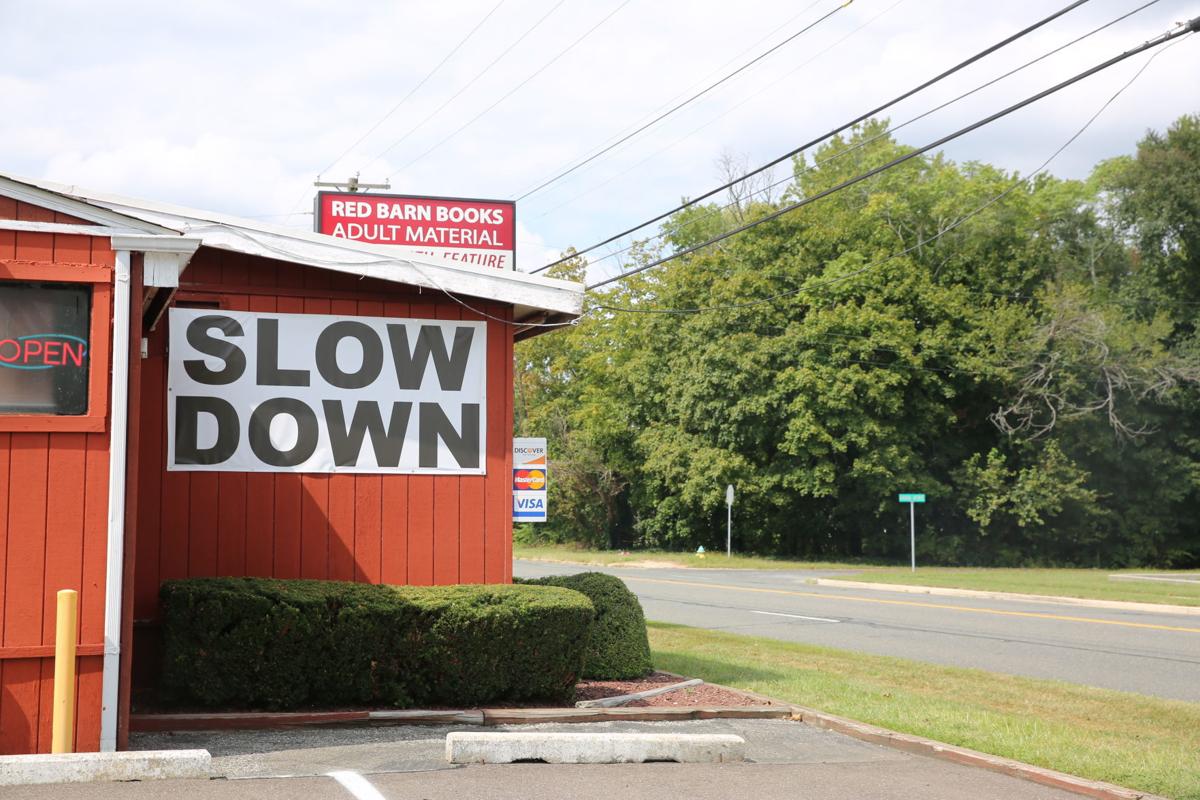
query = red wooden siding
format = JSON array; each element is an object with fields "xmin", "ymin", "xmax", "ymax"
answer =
[
  {"xmin": 0, "ymin": 197, "xmax": 114, "ymax": 755},
  {"xmin": 132, "ymin": 250, "xmax": 514, "ymax": 683}
]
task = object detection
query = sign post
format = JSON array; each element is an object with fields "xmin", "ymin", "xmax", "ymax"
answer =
[
  {"xmin": 897, "ymin": 493, "xmax": 926, "ymax": 571},
  {"xmin": 725, "ymin": 484, "xmax": 734, "ymax": 558}
]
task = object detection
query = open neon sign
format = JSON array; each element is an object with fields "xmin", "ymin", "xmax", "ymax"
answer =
[{"xmin": 0, "ymin": 334, "xmax": 88, "ymax": 370}]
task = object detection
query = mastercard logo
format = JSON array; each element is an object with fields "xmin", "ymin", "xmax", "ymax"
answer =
[{"xmin": 513, "ymin": 469, "xmax": 546, "ymax": 490}]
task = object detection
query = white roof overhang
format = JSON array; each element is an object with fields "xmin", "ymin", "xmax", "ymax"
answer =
[{"xmin": 0, "ymin": 173, "xmax": 583, "ymax": 333}]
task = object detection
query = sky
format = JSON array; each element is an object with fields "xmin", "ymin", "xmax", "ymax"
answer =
[{"xmin": 2, "ymin": 0, "xmax": 1198, "ymax": 280}]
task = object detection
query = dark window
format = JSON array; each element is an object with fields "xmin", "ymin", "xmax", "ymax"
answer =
[{"xmin": 0, "ymin": 282, "xmax": 92, "ymax": 415}]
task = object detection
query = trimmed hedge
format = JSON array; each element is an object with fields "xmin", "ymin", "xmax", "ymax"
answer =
[
  {"xmin": 160, "ymin": 578, "xmax": 594, "ymax": 709},
  {"xmin": 516, "ymin": 572, "xmax": 652, "ymax": 679}
]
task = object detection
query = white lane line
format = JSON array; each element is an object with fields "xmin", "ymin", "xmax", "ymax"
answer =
[
  {"xmin": 327, "ymin": 770, "xmax": 388, "ymax": 800},
  {"xmin": 750, "ymin": 610, "xmax": 839, "ymax": 623}
]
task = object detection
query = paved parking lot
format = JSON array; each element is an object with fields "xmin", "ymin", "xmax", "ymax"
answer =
[{"xmin": 3, "ymin": 719, "xmax": 1086, "ymax": 799}]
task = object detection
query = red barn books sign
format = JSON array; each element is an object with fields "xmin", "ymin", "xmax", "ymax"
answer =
[{"xmin": 315, "ymin": 191, "xmax": 516, "ymax": 270}]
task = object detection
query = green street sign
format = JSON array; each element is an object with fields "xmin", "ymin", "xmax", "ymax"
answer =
[{"xmin": 898, "ymin": 493, "xmax": 926, "ymax": 503}]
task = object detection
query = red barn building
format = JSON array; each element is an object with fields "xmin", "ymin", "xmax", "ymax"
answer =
[{"xmin": 0, "ymin": 173, "xmax": 583, "ymax": 755}]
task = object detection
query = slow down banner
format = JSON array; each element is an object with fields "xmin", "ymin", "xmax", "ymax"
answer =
[{"xmin": 167, "ymin": 308, "xmax": 486, "ymax": 474}]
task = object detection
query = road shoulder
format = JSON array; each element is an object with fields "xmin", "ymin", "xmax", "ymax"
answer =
[{"xmin": 813, "ymin": 578, "xmax": 1200, "ymax": 616}]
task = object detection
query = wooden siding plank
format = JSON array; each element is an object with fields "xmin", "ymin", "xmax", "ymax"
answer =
[
  {"xmin": 219, "ymin": 250, "xmax": 249, "ymax": 288},
  {"xmin": 433, "ymin": 302, "xmax": 461, "ymax": 585},
  {"xmin": 36, "ymin": 659, "xmax": 52, "ymax": 752},
  {"xmin": 380, "ymin": 299, "xmax": 410, "ymax": 586},
  {"xmin": 484, "ymin": 311, "xmax": 509, "ymax": 584},
  {"xmin": 354, "ymin": 300, "xmax": 383, "ymax": 584},
  {"xmin": 326, "ymin": 298, "xmax": 358, "ymax": 583},
  {"xmin": 300, "ymin": 298, "xmax": 332, "ymax": 580},
  {"xmin": 504, "ymin": 305, "xmax": 513, "ymax": 583},
  {"xmin": 0, "ymin": 434, "xmax": 9, "ymax": 647},
  {"xmin": 52, "ymin": 234, "xmax": 92, "ymax": 265},
  {"xmin": 188, "ymin": 472, "xmax": 219, "ymax": 577},
  {"xmin": 406, "ymin": 298, "xmax": 435, "ymax": 586},
  {"xmin": 41, "ymin": 434, "xmax": 86, "ymax": 643},
  {"xmin": 14, "ymin": 231, "xmax": 53, "ymax": 263},
  {"xmin": 4, "ymin": 434, "xmax": 48, "ymax": 647},
  {"xmin": 134, "ymin": 332, "xmax": 164, "ymax": 618},
  {"xmin": 217, "ymin": 294, "xmax": 249, "ymax": 576},
  {"xmin": 74, "ymin": 657, "xmax": 103, "ymax": 752},
  {"xmin": 458, "ymin": 305, "xmax": 487, "ymax": 584},
  {"xmin": 182, "ymin": 249, "xmax": 221, "ymax": 285},
  {"xmin": 80, "ymin": 434, "xmax": 110, "ymax": 649},
  {"xmin": 244, "ymin": 295, "xmax": 277, "ymax": 577},
  {"xmin": 158, "ymin": 435, "xmax": 190, "ymax": 586},
  {"xmin": 50, "ymin": 209, "xmax": 93, "ymax": 226},
  {"xmin": 0, "ymin": 660, "xmax": 40, "ymax": 754},
  {"xmin": 16, "ymin": 202, "xmax": 54, "ymax": 223},
  {"xmin": 271, "ymin": 296, "xmax": 304, "ymax": 579}
]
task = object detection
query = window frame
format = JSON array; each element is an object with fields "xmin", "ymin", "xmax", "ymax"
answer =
[{"xmin": 0, "ymin": 261, "xmax": 112, "ymax": 432}]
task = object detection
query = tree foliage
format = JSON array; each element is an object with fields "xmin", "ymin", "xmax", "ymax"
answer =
[{"xmin": 516, "ymin": 116, "xmax": 1200, "ymax": 567}]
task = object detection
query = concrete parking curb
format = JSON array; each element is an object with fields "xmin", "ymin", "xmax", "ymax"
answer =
[
  {"xmin": 813, "ymin": 579, "xmax": 1200, "ymax": 616},
  {"xmin": 0, "ymin": 750, "xmax": 211, "ymax": 786},
  {"xmin": 445, "ymin": 731, "xmax": 746, "ymax": 764}
]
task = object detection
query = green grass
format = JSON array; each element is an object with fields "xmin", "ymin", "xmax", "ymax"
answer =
[
  {"xmin": 649, "ymin": 621, "xmax": 1200, "ymax": 799},
  {"xmin": 827, "ymin": 567, "xmax": 1200, "ymax": 607},
  {"xmin": 513, "ymin": 544, "xmax": 862, "ymax": 571}
]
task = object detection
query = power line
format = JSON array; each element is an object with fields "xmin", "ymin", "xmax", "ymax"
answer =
[
  {"xmin": 511, "ymin": 0, "xmax": 854, "ymax": 203},
  {"xmin": 314, "ymin": 0, "xmax": 509, "ymax": 180},
  {"xmin": 584, "ymin": 17, "xmax": 1198, "ymax": 293},
  {"xmin": 532, "ymin": 0, "xmax": 1094, "ymax": 274},
  {"xmin": 511, "ymin": 0, "xmax": 832, "ymax": 204},
  {"xmin": 387, "ymin": 0, "xmax": 634, "ymax": 180},
  {"xmin": 363, "ymin": 0, "xmax": 570, "ymax": 174},
  {"xmin": 573, "ymin": 0, "xmax": 1162, "ymax": 276},
  {"xmin": 584, "ymin": 29, "xmax": 1192, "ymax": 316},
  {"xmin": 523, "ymin": 0, "xmax": 907, "ymax": 226}
]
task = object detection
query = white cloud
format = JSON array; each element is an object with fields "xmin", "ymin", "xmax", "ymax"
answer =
[{"xmin": 2, "ymin": 0, "xmax": 1197, "ymax": 269}]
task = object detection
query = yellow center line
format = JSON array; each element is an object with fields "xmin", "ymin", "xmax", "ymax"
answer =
[{"xmin": 621, "ymin": 575, "xmax": 1200, "ymax": 634}]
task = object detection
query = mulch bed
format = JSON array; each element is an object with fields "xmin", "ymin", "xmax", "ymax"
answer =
[{"xmin": 575, "ymin": 671, "xmax": 773, "ymax": 708}]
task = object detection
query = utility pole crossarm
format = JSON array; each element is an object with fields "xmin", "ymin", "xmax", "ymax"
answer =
[{"xmin": 313, "ymin": 174, "xmax": 391, "ymax": 193}]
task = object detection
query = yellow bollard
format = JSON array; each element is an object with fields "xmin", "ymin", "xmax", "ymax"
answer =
[{"xmin": 51, "ymin": 589, "xmax": 78, "ymax": 754}]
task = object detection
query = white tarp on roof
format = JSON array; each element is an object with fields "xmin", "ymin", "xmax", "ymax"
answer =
[{"xmin": 0, "ymin": 172, "xmax": 584, "ymax": 326}]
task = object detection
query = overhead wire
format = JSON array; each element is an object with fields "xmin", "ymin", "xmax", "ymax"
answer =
[
  {"xmin": 508, "ymin": 0, "xmax": 832, "ymax": 202},
  {"xmin": 511, "ymin": 0, "xmax": 855, "ymax": 203},
  {"xmin": 523, "ymin": 0, "xmax": 907, "ymax": 227},
  {"xmin": 318, "ymin": 0, "xmax": 510, "ymax": 180},
  {"xmin": 387, "ymin": 0, "xmax": 634, "ymax": 180},
  {"xmin": 362, "ymin": 0, "xmax": 569, "ymax": 173},
  {"xmin": 584, "ymin": 17, "xmax": 1198, "ymax": 293},
  {"xmin": 584, "ymin": 26, "xmax": 1194, "ymax": 317},
  {"xmin": 531, "ymin": 0, "xmax": 1094, "ymax": 274},
  {"xmin": 281, "ymin": 1, "xmax": 513, "ymax": 223},
  {"xmin": 567, "ymin": 0, "xmax": 1163, "ymax": 277}
]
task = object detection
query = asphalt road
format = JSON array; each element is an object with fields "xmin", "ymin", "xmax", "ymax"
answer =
[{"xmin": 515, "ymin": 560, "xmax": 1200, "ymax": 702}]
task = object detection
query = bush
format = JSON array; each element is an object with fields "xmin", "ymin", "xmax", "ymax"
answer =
[
  {"xmin": 160, "ymin": 578, "xmax": 594, "ymax": 709},
  {"xmin": 516, "ymin": 572, "xmax": 651, "ymax": 679}
]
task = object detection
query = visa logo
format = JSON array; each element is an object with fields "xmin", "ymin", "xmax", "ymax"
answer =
[{"xmin": 515, "ymin": 497, "xmax": 545, "ymax": 510}]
